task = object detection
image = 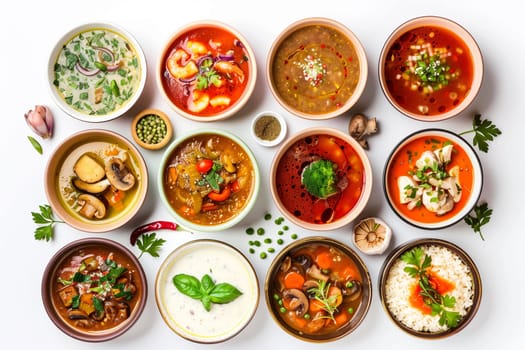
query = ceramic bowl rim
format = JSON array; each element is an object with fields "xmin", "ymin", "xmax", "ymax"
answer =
[
  {"xmin": 154, "ymin": 238, "xmax": 260, "ymax": 343},
  {"xmin": 382, "ymin": 128, "xmax": 483, "ymax": 230},
  {"xmin": 41, "ymin": 237, "xmax": 148, "ymax": 342},
  {"xmin": 270, "ymin": 126, "xmax": 373, "ymax": 231},
  {"xmin": 156, "ymin": 20, "xmax": 257, "ymax": 122},
  {"xmin": 264, "ymin": 236, "xmax": 373, "ymax": 342},
  {"xmin": 378, "ymin": 237, "xmax": 482, "ymax": 339},
  {"xmin": 378, "ymin": 15, "xmax": 484, "ymax": 122},
  {"xmin": 157, "ymin": 128, "xmax": 261, "ymax": 232},
  {"xmin": 47, "ymin": 22, "xmax": 147, "ymax": 123},
  {"xmin": 44, "ymin": 129, "xmax": 149, "ymax": 233}
]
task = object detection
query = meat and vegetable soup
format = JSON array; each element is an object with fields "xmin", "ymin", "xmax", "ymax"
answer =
[
  {"xmin": 271, "ymin": 24, "xmax": 360, "ymax": 115},
  {"xmin": 55, "ymin": 139, "xmax": 141, "ymax": 222},
  {"xmin": 52, "ymin": 27, "xmax": 142, "ymax": 116},
  {"xmin": 383, "ymin": 25, "xmax": 474, "ymax": 116},
  {"xmin": 386, "ymin": 135, "xmax": 474, "ymax": 223},
  {"xmin": 163, "ymin": 134, "xmax": 255, "ymax": 226},
  {"xmin": 270, "ymin": 243, "xmax": 364, "ymax": 335},
  {"xmin": 51, "ymin": 245, "xmax": 142, "ymax": 332},
  {"xmin": 160, "ymin": 26, "xmax": 250, "ymax": 117},
  {"xmin": 275, "ymin": 134, "xmax": 365, "ymax": 225}
]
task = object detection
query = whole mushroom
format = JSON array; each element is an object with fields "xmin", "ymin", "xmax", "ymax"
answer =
[{"xmin": 348, "ymin": 113, "xmax": 378, "ymax": 149}]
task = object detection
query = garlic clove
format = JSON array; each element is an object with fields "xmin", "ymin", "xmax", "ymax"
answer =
[
  {"xmin": 352, "ymin": 217, "xmax": 392, "ymax": 255},
  {"xmin": 24, "ymin": 105, "xmax": 54, "ymax": 139}
]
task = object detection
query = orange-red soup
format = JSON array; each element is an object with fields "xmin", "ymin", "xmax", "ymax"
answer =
[
  {"xmin": 271, "ymin": 243, "xmax": 363, "ymax": 335},
  {"xmin": 160, "ymin": 26, "xmax": 250, "ymax": 117},
  {"xmin": 51, "ymin": 245, "xmax": 143, "ymax": 332},
  {"xmin": 275, "ymin": 134, "xmax": 365, "ymax": 224},
  {"xmin": 384, "ymin": 26, "xmax": 474, "ymax": 116},
  {"xmin": 387, "ymin": 135, "xmax": 474, "ymax": 224}
]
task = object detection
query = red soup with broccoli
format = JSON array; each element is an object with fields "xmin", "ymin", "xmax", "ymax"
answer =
[
  {"xmin": 274, "ymin": 134, "xmax": 365, "ymax": 225},
  {"xmin": 383, "ymin": 25, "xmax": 474, "ymax": 116}
]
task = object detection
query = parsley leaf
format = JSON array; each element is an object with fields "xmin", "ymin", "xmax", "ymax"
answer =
[
  {"xmin": 32, "ymin": 204, "xmax": 63, "ymax": 241},
  {"xmin": 459, "ymin": 114, "xmax": 502, "ymax": 153},
  {"xmin": 136, "ymin": 232, "xmax": 166, "ymax": 258},
  {"xmin": 464, "ymin": 202, "xmax": 492, "ymax": 240}
]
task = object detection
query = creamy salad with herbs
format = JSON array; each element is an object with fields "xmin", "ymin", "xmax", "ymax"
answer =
[{"xmin": 52, "ymin": 28, "xmax": 142, "ymax": 116}]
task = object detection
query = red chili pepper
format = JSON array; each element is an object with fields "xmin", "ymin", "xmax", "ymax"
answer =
[{"xmin": 130, "ymin": 220, "xmax": 178, "ymax": 245}]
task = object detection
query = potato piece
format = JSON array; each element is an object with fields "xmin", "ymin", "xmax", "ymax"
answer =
[{"xmin": 74, "ymin": 154, "xmax": 106, "ymax": 183}]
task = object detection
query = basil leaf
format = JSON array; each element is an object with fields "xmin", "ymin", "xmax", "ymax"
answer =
[
  {"xmin": 201, "ymin": 274, "xmax": 215, "ymax": 294},
  {"xmin": 173, "ymin": 274, "xmax": 203, "ymax": 299},
  {"xmin": 201, "ymin": 295, "xmax": 212, "ymax": 312},
  {"xmin": 209, "ymin": 283, "xmax": 242, "ymax": 304}
]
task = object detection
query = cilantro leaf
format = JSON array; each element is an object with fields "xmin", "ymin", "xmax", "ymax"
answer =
[
  {"xmin": 136, "ymin": 232, "xmax": 166, "ymax": 258},
  {"xmin": 464, "ymin": 202, "xmax": 492, "ymax": 240},
  {"xmin": 459, "ymin": 114, "xmax": 502, "ymax": 153}
]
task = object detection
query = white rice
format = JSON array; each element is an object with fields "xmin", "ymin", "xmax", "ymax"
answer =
[{"xmin": 384, "ymin": 244, "xmax": 474, "ymax": 333}]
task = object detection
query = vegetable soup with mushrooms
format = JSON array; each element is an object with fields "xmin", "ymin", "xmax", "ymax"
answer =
[
  {"xmin": 271, "ymin": 24, "xmax": 360, "ymax": 115},
  {"xmin": 162, "ymin": 133, "xmax": 255, "ymax": 226},
  {"xmin": 52, "ymin": 27, "xmax": 142, "ymax": 117},
  {"xmin": 55, "ymin": 138, "xmax": 142, "ymax": 223},
  {"xmin": 270, "ymin": 243, "xmax": 364, "ymax": 336},
  {"xmin": 383, "ymin": 25, "xmax": 474, "ymax": 116},
  {"xmin": 160, "ymin": 26, "xmax": 251, "ymax": 117},
  {"xmin": 50, "ymin": 244, "xmax": 143, "ymax": 332}
]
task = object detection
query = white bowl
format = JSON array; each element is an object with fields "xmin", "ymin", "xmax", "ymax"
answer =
[
  {"xmin": 155, "ymin": 239, "xmax": 259, "ymax": 343},
  {"xmin": 48, "ymin": 22, "xmax": 147, "ymax": 122},
  {"xmin": 250, "ymin": 110, "xmax": 287, "ymax": 147}
]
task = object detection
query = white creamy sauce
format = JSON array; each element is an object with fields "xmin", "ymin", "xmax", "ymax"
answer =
[{"xmin": 157, "ymin": 241, "xmax": 258, "ymax": 342}]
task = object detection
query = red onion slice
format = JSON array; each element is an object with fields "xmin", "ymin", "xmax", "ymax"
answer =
[{"xmin": 75, "ymin": 61, "xmax": 101, "ymax": 76}]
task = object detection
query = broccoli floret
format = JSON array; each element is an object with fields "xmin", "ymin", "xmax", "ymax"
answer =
[{"xmin": 301, "ymin": 159, "xmax": 338, "ymax": 198}]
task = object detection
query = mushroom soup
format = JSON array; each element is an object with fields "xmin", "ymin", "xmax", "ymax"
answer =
[{"xmin": 54, "ymin": 137, "xmax": 142, "ymax": 223}]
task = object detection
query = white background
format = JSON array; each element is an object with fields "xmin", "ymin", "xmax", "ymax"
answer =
[{"xmin": 1, "ymin": 0, "xmax": 524, "ymax": 348}]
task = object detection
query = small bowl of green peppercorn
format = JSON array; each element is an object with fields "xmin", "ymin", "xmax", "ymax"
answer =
[{"xmin": 132, "ymin": 109, "xmax": 173, "ymax": 150}]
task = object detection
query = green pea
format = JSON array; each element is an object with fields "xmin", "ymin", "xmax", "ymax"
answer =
[
  {"xmin": 246, "ymin": 227, "xmax": 255, "ymax": 235},
  {"xmin": 257, "ymin": 227, "xmax": 265, "ymax": 235},
  {"xmin": 264, "ymin": 213, "xmax": 272, "ymax": 220},
  {"xmin": 279, "ymin": 306, "xmax": 287, "ymax": 313},
  {"xmin": 268, "ymin": 247, "xmax": 275, "ymax": 253},
  {"xmin": 249, "ymin": 248, "xmax": 255, "ymax": 254},
  {"xmin": 277, "ymin": 238, "xmax": 284, "ymax": 245},
  {"xmin": 291, "ymin": 233, "xmax": 298, "ymax": 239},
  {"xmin": 264, "ymin": 238, "xmax": 272, "ymax": 244},
  {"xmin": 282, "ymin": 225, "xmax": 289, "ymax": 231},
  {"xmin": 273, "ymin": 294, "xmax": 280, "ymax": 301},
  {"xmin": 260, "ymin": 252, "xmax": 267, "ymax": 259}
]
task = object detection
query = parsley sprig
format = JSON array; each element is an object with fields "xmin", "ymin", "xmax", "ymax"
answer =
[
  {"xmin": 32, "ymin": 204, "xmax": 64, "ymax": 241},
  {"xmin": 136, "ymin": 232, "xmax": 166, "ymax": 258},
  {"xmin": 464, "ymin": 202, "xmax": 492, "ymax": 241},
  {"xmin": 459, "ymin": 114, "xmax": 502, "ymax": 153},
  {"xmin": 401, "ymin": 247, "xmax": 461, "ymax": 329},
  {"xmin": 196, "ymin": 58, "xmax": 221, "ymax": 90}
]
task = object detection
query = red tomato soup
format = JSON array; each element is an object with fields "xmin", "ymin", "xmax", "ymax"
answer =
[
  {"xmin": 275, "ymin": 134, "xmax": 365, "ymax": 224},
  {"xmin": 160, "ymin": 26, "xmax": 250, "ymax": 117},
  {"xmin": 387, "ymin": 135, "xmax": 474, "ymax": 224},
  {"xmin": 384, "ymin": 26, "xmax": 474, "ymax": 116}
]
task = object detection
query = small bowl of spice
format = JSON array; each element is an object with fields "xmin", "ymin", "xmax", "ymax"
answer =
[
  {"xmin": 251, "ymin": 111, "xmax": 287, "ymax": 147},
  {"xmin": 132, "ymin": 108, "xmax": 173, "ymax": 150}
]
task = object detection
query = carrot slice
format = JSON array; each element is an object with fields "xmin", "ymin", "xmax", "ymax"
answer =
[
  {"xmin": 334, "ymin": 310, "xmax": 350, "ymax": 326},
  {"xmin": 309, "ymin": 299, "xmax": 325, "ymax": 313},
  {"xmin": 283, "ymin": 271, "xmax": 305, "ymax": 290},
  {"xmin": 315, "ymin": 251, "xmax": 333, "ymax": 270}
]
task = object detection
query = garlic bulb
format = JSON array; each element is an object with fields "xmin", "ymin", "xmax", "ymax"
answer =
[{"xmin": 352, "ymin": 217, "xmax": 392, "ymax": 255}]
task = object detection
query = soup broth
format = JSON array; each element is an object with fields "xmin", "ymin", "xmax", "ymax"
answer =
[
  {"xmin": 163, "ymin": 134, "xmax": 255, "ymax": 226},
  {"xmin": 383, "ymin": 25, "xmax": 474, "ymax": 116},
  {"xmin": 272, "ymin": 24, "xmax": 360, "ymax": 115}
]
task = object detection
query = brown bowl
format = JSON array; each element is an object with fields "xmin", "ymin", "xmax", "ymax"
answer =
[
  {"xmin": 379, "ymin": 16, "xmax": 483, "ymax": 121},
  {"xmin": 44, "ymin": 129, "xmax": 148, "ymax": 233},
  {"xmin": 270, "ymin": 127, "xmax": 373, "ymax": 231},
  {"xmin": 265, "ymin": 236, "xmax": 372, "ymax": 342},
  {"xmin": 267, "ymin": 17, "xmax": 368, "ymax": 120},
  {"xmin": 379, "ymin": 238, "xmax": 482, "ymax": 338},
  {"xmin": 131, "ymin": 108, "xmax": 173, "ymax": 150},
  {"xmin": 157, "ymin": 20, "xmax": 257, "ymax": 122},
  {"xmin": 41, "ymin": 238, "xmax": 147, "ymax": 342}
]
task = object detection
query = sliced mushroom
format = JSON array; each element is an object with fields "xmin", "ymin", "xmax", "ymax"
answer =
[
  {"xmin": 283, "ymin": 288, "xmax": 309, "ymax": 317},
  {"xmin": 67, "ymin": 309, "xmax": 89, "ymax": 320},
  {"xmin": 279, "ymin": 256, "xmax": 292, "ymax": 273},
  {"xmin": 434, "ymin": 144, "xmax": 454, "ymax": 164},
  {"xmin": 342, "ymin": 280, "xmax": 362, "ymax": 302},
  {"xmin": 73, "ymin": 178, "xmax": 111, "ymax": 194},
  {"xmin": 416, "ymin": 150, "xmax": 438, "ymax": 170},
  {"xmin": 302, "ymin": 279, "xmax": 319, "ymax": 294},
  {"xmin": 422, "ymin": 189, "xmax": 448, "ymax": 213},
  {"xmin": 306, "ymin": 264, "xmax": 329, "ymax": 282},
  {"xmin": 74, "ymin": 153, "xmax": 106, "ymax": 183},
  {"xmin": 77, "ymin": 194, "xmax": 106, "ymax": 219},
  {"xmin": 353, "ymin": 217, "xmax": 392, "ymax": 255},
  {"xmin": 105, "ymin": 157, "xmax": 136, "ymax": 191},
  {"xmin": 398, "ymin": 175, "xmax": 420, "ymax": 204},
  {"xmin": 436, "ymin": 195, "xmax": 454, "ymax": 216}
]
